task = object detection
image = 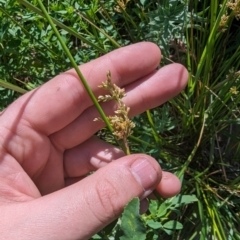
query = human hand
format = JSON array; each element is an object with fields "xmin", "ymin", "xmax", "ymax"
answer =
[{"xmin": 0, "ymin": 42, "xmax": 188, "ymax": 239}]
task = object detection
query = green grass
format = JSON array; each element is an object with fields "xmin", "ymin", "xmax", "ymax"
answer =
[{"xmin": 1, "ymin": 0, "xmax": 240, "ymax": 239}]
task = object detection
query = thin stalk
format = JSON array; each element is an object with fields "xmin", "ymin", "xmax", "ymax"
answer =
[
  {"xmin": 117, "ymin": 2, "xmax": 140, "ymax": 31},
  {"xmin": 178, "ymin": 113, "xmax": 206, "ymax": 178},
  {"xmin": 119, "ymin": 138, "xmax": 130, "ymax": 156},
  {"xmin": 116, "ymin": 4, "xmax": 138, "ymax": 42},
  {"xmin": 215, "ymin": 133, "xmax": 227, "ymax": 182},
  {"xmin": 186, "ymin": 16, "xmax": 194, "ymax": 93},
  {"xmin": 212, "ymin": 204, "xmax": 227, "ymax": 240},
  {"xmin": 202, "ymin": 187, "xmax": 227, "ymax": 240},
  {"xmin": 76, "ymin": 11, "xmax": 121, "ymax": 48},
  {"xmin": 196, "ymin": 182, "xmax": 207, "ymax": 239},
  {"xmin": 0, "ymin": 79, "xmax": 27, "ymax": 94},
  {"xmin": 188, "ymin": 231, "xmax": 198, "ymax": 240},
  {"xmin": 146, "ymin": 110, "xmax": 161, "ymax": 144},
  {"xmin": 195, "ymin": 0, "xmax": 228, "ymax": 82},
  {"xmin": 129, "ymin": 135, "xmax": 154, "ymax": 148},
  {"xmin": 201, "ymin": 190, "xmax": 215, "ymax": 238},
  {"xmin": 35, "ymin": 0, "xmax": 113, "ymax": 133},
  {"xmin": 99, "ymin": 1, "xmax": 121, "ymax": 36},
  {"xmin": 210, "ymin": 1, "xmax": 218, "ymax": 32}
]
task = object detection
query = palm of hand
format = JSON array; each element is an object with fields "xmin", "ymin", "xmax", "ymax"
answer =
[{"xmin": 0, "ymin": 43, "xmax": 187, "ymax": 239}]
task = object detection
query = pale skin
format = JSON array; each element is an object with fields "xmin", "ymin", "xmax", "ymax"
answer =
[{"xmin": 0, "ymin": 42, "xmax": 188, "ymax": 239}]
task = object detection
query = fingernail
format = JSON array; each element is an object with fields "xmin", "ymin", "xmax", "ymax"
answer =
[{"xmin": 131, "ymin": 158, "xmax": 158, "ymax": 198}]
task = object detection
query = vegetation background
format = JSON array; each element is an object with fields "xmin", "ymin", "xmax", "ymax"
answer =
[{"xmin": 0, "ymin": 0, "xmax": 240, "ymax": 239}]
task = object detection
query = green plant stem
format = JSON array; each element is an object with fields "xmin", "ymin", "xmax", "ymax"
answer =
[
  {"xmin": 146, "ymin": 110, "xmax": 161, "ymax": 144},
  {"xmin": 34, "ymin": 0, "xmax": 113, "ymax": 133},
  {"xmin": 178, "ymin": 113, "xmax": 206, "ymax": 178},
  {"xmin": 119, "ymin": 138, "xmax": 130, "ymax": 155},
  {"xmin": 129, "ymin": 135, "xmax": 154, "ymax": 148},
  {"xmin": 76, "ymin": 11, "xmax": 121, "ymax": 48},
  {"xmin": 196, "ymin": 182, "xmax": 206, "ymax": 239},
  {"xmin": 99, "ymin": 1, "xmax": 123, "ymax": 41},
  {"xmin": 116, "ymin": 3, "xmax": 139, "ymax": 42},
  {"xmin": 195, "ymin": 0, "xmax": 228, "ymax": 82},
  {"xmin": 0, "ymin": 79, "xmax": 27, "ymax": 94}
]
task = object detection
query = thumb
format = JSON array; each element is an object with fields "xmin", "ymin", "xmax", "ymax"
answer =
[{"xmin": 10, "ymin": 154, "xmax": 161, "ymax": 240}]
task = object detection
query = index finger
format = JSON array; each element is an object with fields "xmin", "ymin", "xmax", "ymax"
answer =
[{"xmin": 2, "ymin": 42, "xmax": 161, "ymax": 135}]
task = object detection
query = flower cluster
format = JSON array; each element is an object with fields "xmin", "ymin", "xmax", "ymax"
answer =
[
  {"xmin": 114, "ymin": 0, "xmax": 131, "ymax": 12},
  {"xmin": 219, "ymin": 13, "xmax": 229, "ymax": 32},
  {"xmin": 95, "ymin": 71, "xmax": 135, "ymax": 154},
  {"xmin": 220, "ymin": 0, "xmax": 240, "ymax": 32},
  {"xmin": 107, "ymin": 102, "xmax": 135, "ymax": 140},
  {"xmin": 97, "ymin": 71, "xmax": 126, "ymax": 102},
  {"xmin": 226, "ymin": 0, "xmax": 240, "ymax": 20}
]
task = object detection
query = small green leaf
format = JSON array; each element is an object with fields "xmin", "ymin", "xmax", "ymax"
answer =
[
  {"xmin": 163, "ymin": 228, "xmax": 174, "ymax": 235},
  {"xmin": 56, "ymin": 10, "xmax": 67, "ymax": 14},
  {"xmin": 148, "ymin": 200, "xmax": 158, "ymax": 214},
  {"xmin": 157, "ymin": 202, "xmax": 168, "ymax": 217},
  {"xmin": 163, "ymin": 220, "xmax": 183, "ymax": 230},
  {"xmin": 171, "ymin": 195, "xmax": 198, "ymax": 207},
  {"xmin": 91, "ymin": 234, "xmax": 101, "ymax": 239},
  {"xmin": 120, "ymin": 198, "xmax": 146, "ymax": 240},
  {"xmin": 146, "ymin": 219, "xmax": 162, "ymax": 229}
]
